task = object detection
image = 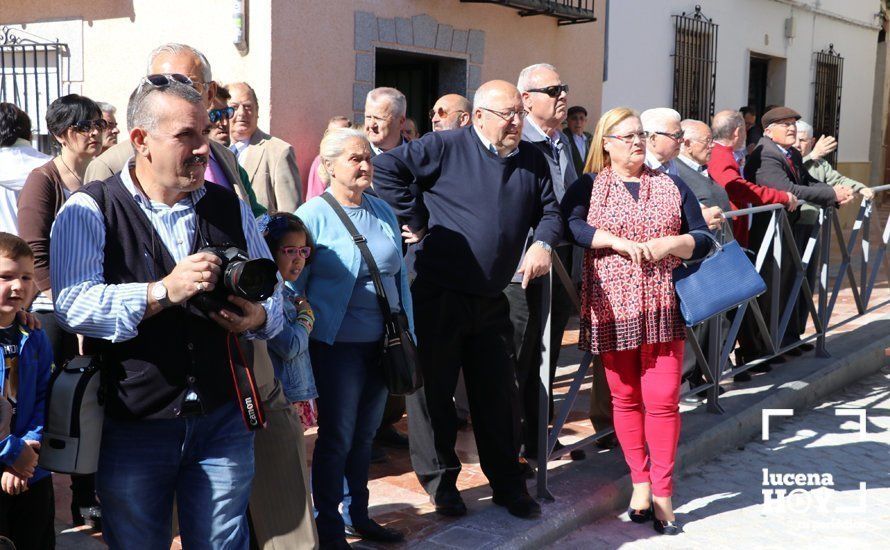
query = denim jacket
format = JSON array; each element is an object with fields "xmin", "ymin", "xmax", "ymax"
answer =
[
  {"xmin": 0, "ymin": 326, "xmax": 53, "ymax": 484},
  {"xmin": 267, "ymin": 284, "xmax": 318, "ymax": 402}
]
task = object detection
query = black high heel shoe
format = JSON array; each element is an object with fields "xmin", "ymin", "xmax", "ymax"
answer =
[
  {"xmin": 653, "ymin": 518, "xmax": 680, "ymax": 535},
  {"xmin": 627, "ymin": 506, "xmax": 653, "ymax": 523}
]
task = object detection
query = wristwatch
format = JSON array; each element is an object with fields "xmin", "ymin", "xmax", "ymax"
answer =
[
  {"xmin": 151, "ymin": 280, "xmax": 173, "ymax": 308},
  {"xmin": 534, "ymin": 240, "xmax": 553, "ymax": 253}
]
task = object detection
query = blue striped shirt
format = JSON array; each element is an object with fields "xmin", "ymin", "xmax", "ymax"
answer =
[{"xmin": 49, "ymin": 158, "xmax": 283, "ymax": 343}]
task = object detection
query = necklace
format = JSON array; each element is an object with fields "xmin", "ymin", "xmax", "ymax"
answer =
[{"xmin": 59, "ymin": 155, "xmax": 84, "ymax": 187}]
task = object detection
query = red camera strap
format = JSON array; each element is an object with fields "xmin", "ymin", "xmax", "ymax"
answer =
[{"xmin": 226, "ymin": 333, "xmax": 266, "ymax": 431}]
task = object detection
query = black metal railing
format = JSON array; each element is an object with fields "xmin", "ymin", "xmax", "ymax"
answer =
[
  {"xmin": 813, "ymin": 44, "xmax": 844, "ymax": 166},
  {"xmin": 459, "ymin": 1, "xmax": 597, "ymax": 25},
  {"xmin": 672, "ymin": 4, "xmax": 718, "ymax": 121},
  {"xmin": 535, "ymin": 190, "xmax": 890, "ymax": 500},
  {"xmin": 0, "ymin": 26, "xmax": 67, "ymax": 154}
]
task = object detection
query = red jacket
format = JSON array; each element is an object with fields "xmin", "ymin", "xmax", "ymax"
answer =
[{"xmin": 709, "ymin": 142, "xmax": 789, "ymax": 246}]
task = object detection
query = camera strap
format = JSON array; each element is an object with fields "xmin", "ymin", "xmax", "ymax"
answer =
[{"xmin": 226, "ymin": 333, "xmax": 266, "ymax": 431}]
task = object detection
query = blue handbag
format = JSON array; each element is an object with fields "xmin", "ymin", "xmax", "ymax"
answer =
[{"xmin": 673, "ymin": 231, "xmax": 767, "ymax": 327}]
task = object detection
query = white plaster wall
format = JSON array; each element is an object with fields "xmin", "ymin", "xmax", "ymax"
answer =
[{"xmin": 602, "ymin": 0, "xmax": 881, "ymax": 163}]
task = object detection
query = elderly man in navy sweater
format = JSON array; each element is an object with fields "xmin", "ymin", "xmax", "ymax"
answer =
[{"xmin": 374, "ymin": 80, "xmax": 562, "ymax": 519}]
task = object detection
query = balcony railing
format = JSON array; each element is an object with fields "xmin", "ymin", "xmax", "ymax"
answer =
[{"xmin": 460, "ymin": 0, "xmax": 597, "ymax": 25}]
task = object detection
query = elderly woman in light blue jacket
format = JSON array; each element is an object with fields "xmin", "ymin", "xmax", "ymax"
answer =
[{"xmin": 295, "ymin": 128, "xmax": 412, "ymax": 549}]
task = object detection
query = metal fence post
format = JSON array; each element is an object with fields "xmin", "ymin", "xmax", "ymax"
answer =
[
  {"xmin": 536, "ymin": 262, "xmax": 554, "ymax": 501},
  {"xmin": 817, "ymin": 208, "xmax": 832, "ymax": 357}
]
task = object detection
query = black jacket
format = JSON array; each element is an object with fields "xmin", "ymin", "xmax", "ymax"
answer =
[{"xmin": 744, "ymin": 136, "xmax": 836, "ymax": 207}]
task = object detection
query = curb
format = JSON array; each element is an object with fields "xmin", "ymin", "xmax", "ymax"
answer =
[{"xmin": 491, "ymin": 325, "xmax": 890, "ymax": 549}]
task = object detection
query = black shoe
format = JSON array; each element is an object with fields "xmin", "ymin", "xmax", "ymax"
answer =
[
  {"xmin": 749, "ymin": 362, "xmax": 773, "ymax": 373},
  {"xmin": 431, "ymin": 490, "xmax": 467, "ymax": 517},
  {"xmin": 733, "ymin": 371, "xmax": 752, "ymax": 382},
  {"xmin": 553, "ymin": 440, "xmax": 587, "ymax": 461},
  {"xmin": 370, "ymin": 444, "xmax": 388, "ymax": 464},
  {"xmin": 653, "ymin": 518, "xmax": 681, "ymax": 535},
  {"xmin": 345, "ymin": 520, "xmax": 404, "ymax": 543},
  {"xmin": 71, "ymin": 503, "xmax": 85, "ymax": 527},
  {"xmin": 798, "ymin": 342, "xmax": 815, "ymax": 352},
  {"xmin": 492, "ymin": 491, "xmax": 541, "ymax": 519},
  {"xmin": 320, "ymin": 538, "xmax": 351, "ymax": 549},
  {"xmin": 375, "ymin": 425, "xmax": 409, "ymax": 448},
  {"xmin": 627, "ymin": 506, "xmax": 653, "ymax": 524},
  {"xmin": 594, "ymin": 433, "xmax": 619, "ymax": 449}
]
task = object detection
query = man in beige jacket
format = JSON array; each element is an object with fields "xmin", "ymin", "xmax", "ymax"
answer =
[{"xmin": 227, "ymin": 82, "xmax": 302, "ymax": 212}]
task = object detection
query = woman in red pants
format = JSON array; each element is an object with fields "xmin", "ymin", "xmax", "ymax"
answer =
[{"xmin": 561, "ymin": 107, "xmax": 713, "ymax": 535}]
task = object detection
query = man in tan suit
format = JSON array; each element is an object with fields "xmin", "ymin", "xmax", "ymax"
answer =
[
  {"xmin": 227, "ymin": 82, "xmax": 302, "ymax": 213},
  {"xmin": 85, "ymin": 43, "xmax": 318, "ymax": 550}
]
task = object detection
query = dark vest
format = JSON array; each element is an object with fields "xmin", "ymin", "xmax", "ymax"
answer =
[{"xmin": 80, "ymin": 174, "xmax": 247, "ymax": 420}]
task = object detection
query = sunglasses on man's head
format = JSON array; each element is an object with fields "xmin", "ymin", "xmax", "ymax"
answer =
[
  {"xmin": 429, "ymin": 107, "xmax": 466, "ymax": 120},
  {"xmin": 71, "ymin": 119, "xmax": 109, "ymax": 133},
  {"xmin": 209, "ymin": 107, "xmax": 235, "ymax": 123},
  {"xmin": 526, "ymin": 84, "xmax": 569, "ymax": 98},
  {"xmin": 279, "ymin": 246, "xmax": 312, "ymax": 259},
  {"xmin": 143, "ymin": 73, "xmax": 194, "ymax": 88}
]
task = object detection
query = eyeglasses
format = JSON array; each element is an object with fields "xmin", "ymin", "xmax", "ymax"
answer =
[
  {"xmin": 143, "ymin": 73, "xmax": 194, "ymax": 88},
  {"xmin": 209, "ymin": 107, "xmax": 235, "ymax": 123},
  {"xmin": 364, "ymin": 114, "xmax": 392, "ymax": 124},
  {"xmin": 478, "ymin": 107, "xmax": 527, "ymax": 122},
  {"xmin": 70, "ymin": 119, "xmax": 109, "ymax": 133},
  {"xmin": 605, "ymin": 131, "xmax": 647, "ymax": 144},
  {"xmin": 279, "ymin": 246, "xmax": 312, "ymax": 259},
  {"xmin": 429, "ymin": 107, "xmax": 466, "ymax": 120},
  {"xmin": 650, "ymin": 130, "xmax": 685, "ymax": 141},
  {"xmin": 689, "ymin": 137, "xmax": 714, "ymax": 146},
  {"xmin": 526, "ymin": 84, "xmax": 570, "ymax": 98},
  {"xmin": 769, "ymin": 120, "xmax": 797, "ymax": 128}
]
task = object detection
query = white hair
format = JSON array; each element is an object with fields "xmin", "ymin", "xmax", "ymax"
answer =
[
  {"xmin": 366, "ymin": 87, "xmax": 407, "ymax": 118},
  {"xmin": 640, "ymin": 108, "xmax": 682, "ymax": 133},
  {"xmin": 517, "ymin": 63, "xmax": 559, "ymax": 92},
  {"xmin": 796, "ymin": 120, "xmax": 814, "ymax": 138},
  {"xmin": 95, "ymin": 101, "xmax": 116, "ymax": 115},
  {"xmin": 146, "ymin": 43, "xmax": 212, "ymax": 82},
  {"xmin": 317, "ymin": 128, "xmax": 370, "ymax": 185}
]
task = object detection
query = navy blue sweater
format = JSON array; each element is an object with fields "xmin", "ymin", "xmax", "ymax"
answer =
[{"xmin": 373, "ymin": 126, "xmax": 563, "ymax": 297}]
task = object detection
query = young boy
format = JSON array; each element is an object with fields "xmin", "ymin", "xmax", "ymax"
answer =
[{"xmin": 0, "ymin": 232, "xmax": 54, "ymax": 549}]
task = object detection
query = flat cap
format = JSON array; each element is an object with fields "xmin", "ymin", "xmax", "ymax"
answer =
[{"xmin": 761, "ymin": 106, "xmax": 801, "ymax": 128}]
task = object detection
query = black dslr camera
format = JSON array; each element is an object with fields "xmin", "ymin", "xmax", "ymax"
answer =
[{"xmin": 189, "ymin": 246, "xmax": 279, "ymax": 316}]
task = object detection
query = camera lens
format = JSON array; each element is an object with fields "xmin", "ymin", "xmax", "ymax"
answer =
[{"xmin": 225, "ymin": 258, "xmax": 278, "ymax": 301}]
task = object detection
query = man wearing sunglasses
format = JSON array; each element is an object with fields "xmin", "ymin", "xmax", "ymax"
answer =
[
  {"xmin": 430, "ymin": 94, "xmax": 472, "ymax": 132},
  {"xmin": 227, "ymin": 81, "xmax": 301, "ymax": 213},
  {"xmin": 508, "ymin": 63, "xmax": 587, "ymax": 466},
  {"xmin": 641, "ymin": 107, "xmax": 684, "ymax": 177},
  {"xmin": 84, "ymin": 43, "xmax": 265, "ymax": 217}
]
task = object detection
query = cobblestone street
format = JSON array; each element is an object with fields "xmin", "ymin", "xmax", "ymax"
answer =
[{"xmin": 556, "ymin": 366, "xmax": 890, "ymax": 549}]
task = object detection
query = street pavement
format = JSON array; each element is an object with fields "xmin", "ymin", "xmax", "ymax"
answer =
[{"xmin": 555, "ymin": 366, "xmax": 890, "ymax": 549}]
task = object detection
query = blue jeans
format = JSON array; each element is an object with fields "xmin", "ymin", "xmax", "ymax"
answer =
[
  {"xmin": 96, "ymin": 403, "xmax": 255, "ymax": 550},
  {"xmin": 310, "ymin": 340, "xmax": 387, "ymax": 543}
]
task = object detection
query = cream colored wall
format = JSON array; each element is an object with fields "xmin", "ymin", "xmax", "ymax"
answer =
[{"xmin": 270, "ymin": 0, "xmax": 605, "ymax": 190}]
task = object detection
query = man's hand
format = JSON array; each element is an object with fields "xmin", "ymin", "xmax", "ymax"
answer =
[
  {"xmin": 860, "ymin": 187, "xmax": 875, "ymax": 200},
  {"xmin": 834, "ymin": 186, "xmax": 855, "ymax": 205},
  {"xmin": 161, "ymin": 252, "xmax": 222, "ymax": 305},
  {"xmin": 209, "ymin": 295, "xmax": 267, "ymax": 333},
  {"xmin": 610, "ymin": 237, "xmax": 645, "ymax": 265},
  {"xmin": 810, "ymin": 135, "xmax": 838, "ymax": 161},
  {"xmin": 517, "ymin": 243, "xmax": 552, "ymax": 289},
  {"xmin": 1, "ymin": 469, "xmax": 29, "ymax": 495},
  {"xmin": 15, "ymin": 310, "xmax": 41, "ymax": 331},
  {"xmin": 11, "ymin": 442, "xmax": 38, "ymax": 479},
  {"xmin": 701, "ymin": 205, "xmax": 724, "ymax": 230},
  {"xmin": 784, "ymin": 193, "xmax": 799, "ymax": 211},
  {"xmin": 401, "ymin": 225, "xmax": 427, "ymax": 245}
]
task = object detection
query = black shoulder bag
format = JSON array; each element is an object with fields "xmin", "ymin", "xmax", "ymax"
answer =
[{"xmin": 322, "ymin": 193, "xmax": 422, "ymax": 395}]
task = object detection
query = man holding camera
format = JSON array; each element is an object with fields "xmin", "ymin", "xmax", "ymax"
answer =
[{"xmin": 50, "ymin": 79, "xmax": 282, "ymax": 548}]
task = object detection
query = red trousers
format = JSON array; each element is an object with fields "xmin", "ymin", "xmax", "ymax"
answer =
[{"xmin": 600, "ymin": 339, "xmax": 683, "ymax": 497}]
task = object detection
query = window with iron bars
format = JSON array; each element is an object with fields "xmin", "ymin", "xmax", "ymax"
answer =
[
  {"xmin": 672, "ymin": 5, "xmax": 718, "ymax": 122},
  {"xmin": 812, "ymin": 44, "xmax": 844, "ymax": 166}
]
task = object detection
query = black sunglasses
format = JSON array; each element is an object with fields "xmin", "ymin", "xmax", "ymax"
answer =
[
  {"xmin": 209, "ymin": 107, "xmax": 235, "ymax": 123},
  {"xmin": 143, "ymin": 73, "xmax": 194, "ymax": 88},
  {"xmin": 526, "ymin": 84, "xmax": 569, "ymax": 98},
  {"xmin": 71, "ymin": 119, "xmax": 109, "ymax": 133}
]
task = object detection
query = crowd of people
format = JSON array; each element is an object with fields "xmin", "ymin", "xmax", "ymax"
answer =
[{"xmin": 0, "ymin": 41, "xmax": 874, "ymax": 550}]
